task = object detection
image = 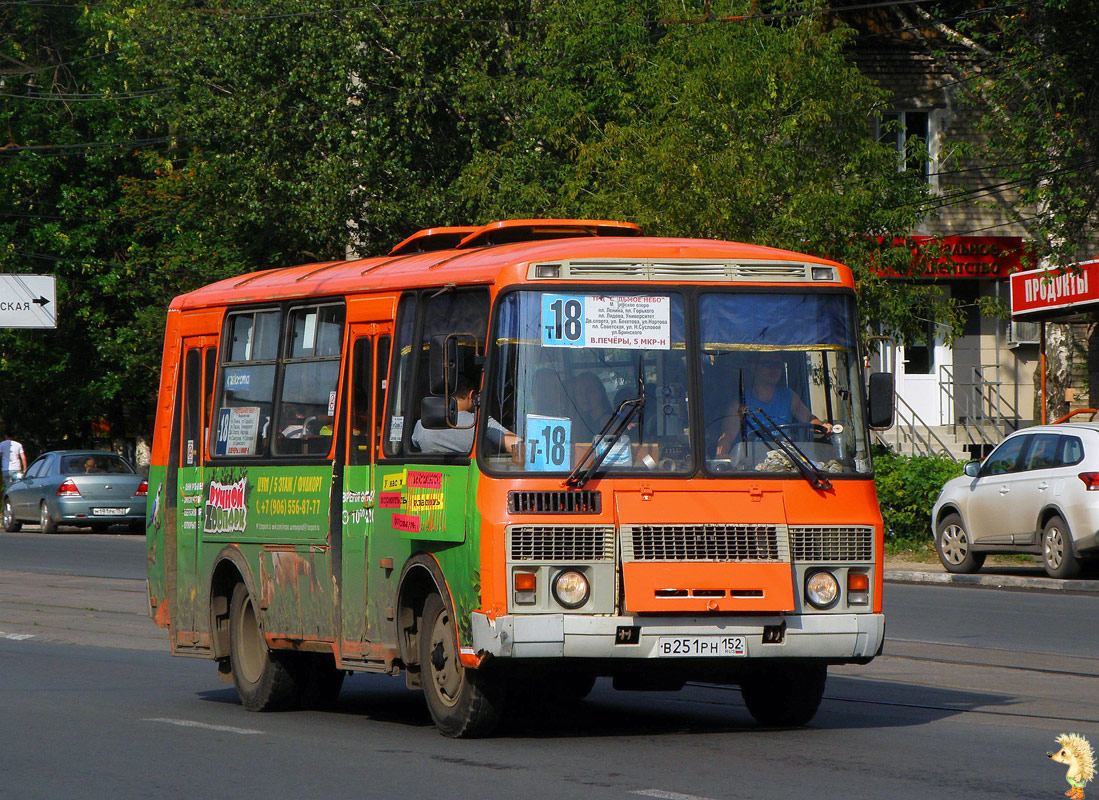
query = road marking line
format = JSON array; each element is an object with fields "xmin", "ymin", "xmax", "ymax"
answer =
[
  {"xmin": 144, "ymin": 718, "xmax": 263, "ymax": 735},
  {"xmin": 0, "ymin": 631, "xmax": 35, "ymax": 640},
  {"xmin": 632, "ymin": 790, "xmax": 718, "ymax": 800}
]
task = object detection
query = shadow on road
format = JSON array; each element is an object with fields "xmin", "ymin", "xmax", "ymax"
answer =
[{"xmin": 196, "ymin": 670, "xmax": 1017, "ymax": 739}]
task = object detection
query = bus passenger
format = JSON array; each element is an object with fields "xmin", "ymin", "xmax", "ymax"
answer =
[
  {"xmin": 716, "ymin": 353, "xmax": 831, "ymax": 454},
  {"xmin": 571, "ymin": 372, "xmax": 612, "ymax": 441}
]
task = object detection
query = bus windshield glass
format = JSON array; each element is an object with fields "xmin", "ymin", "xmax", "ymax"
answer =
[
  {"xmin": 484, "ymin": 291, "xmax": 692, "ymax": 475},
  {"xmin": 700, "ymin": 292, "xmax": 871, "ymax": 476}
]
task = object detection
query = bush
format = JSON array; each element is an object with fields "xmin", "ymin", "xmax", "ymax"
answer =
[{"xmin": 874, "ymin": 452, "xmax": 965, "ymax": 549}]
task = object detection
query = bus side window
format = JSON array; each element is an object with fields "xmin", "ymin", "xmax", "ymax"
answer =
[
  {"xmin": 384, "ymin": 295, "xmax": 418, "ymax": 457},
  {"xmin": 274, "ymin": 304, "xmax": 344, "ymax": 457},
  {"xmin": 182, "ymin": 349, "xmax": 202, "ymax": 467},
  {"xmin": 213, "ymin": 309, "xmax": 279, "ymax": 458},
  {"xmin": 383, "ymin": 289, "xmax": 488, "ymax": 458},
  {"xmin": 349, "ymin": 337, "xmax": 372, "ymax": 466},
  {"xmin": 412, "ymin": 290, "xmax": 489, "ymax": 455},
  {"xmin": 375, "ymin": 335, "xmax": 390, "ymax": 457},
  {"xmin": 203, "ymin": 347, "xmax": 217, "ymax": 460}
]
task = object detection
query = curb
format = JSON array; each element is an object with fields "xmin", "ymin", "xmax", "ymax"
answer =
[{"xmin": 885, "ymin": 569, "xmax": 1099, "ymax": 594}]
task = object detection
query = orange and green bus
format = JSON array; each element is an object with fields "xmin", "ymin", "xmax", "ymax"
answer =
[{"xmin": 147, "ymin": 219, "xmax": 894, "ymax": 737}]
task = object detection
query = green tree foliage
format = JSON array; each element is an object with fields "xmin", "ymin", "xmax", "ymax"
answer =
[
  {"xmin": 953, "ymin": 0, "xmax": 1099, "ymax": 263},
  {"xmin": 1, "ymin": 3, "xmax": 159, "ymax": 449},
  {"xmin": 1, "ymin": 0, "xmax": 964, "ymax": 448},
  {"xmin": 456, "ymin": 0, "xmax": 951, "ymax": 347},
  {"xmin": 873, "ymin": 452, "xmax": 964, "ymax": 549}
]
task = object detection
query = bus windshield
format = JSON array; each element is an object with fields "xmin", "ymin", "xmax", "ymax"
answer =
[
  {"xmin": 700, "ymin": 292, "xmax": 871, "ymax": 476},
  {"xmin": 484, "ymin": 291, "xmax": 692, "ymax": 474},
  {"xmin": 485, "ymin": 289, "xmax": 870, "ymax": 477}
]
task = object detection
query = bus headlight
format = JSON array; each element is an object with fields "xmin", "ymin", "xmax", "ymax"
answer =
[
  {"xmin": 805, "ymin": 571, "xmax": 840, "ymax": 609},
  {"xmin": 552, "ymin": 570, "xmax": 590, "ymax": 609}
]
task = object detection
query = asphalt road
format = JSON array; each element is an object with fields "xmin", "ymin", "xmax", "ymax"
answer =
[{"xmin": 2, "ymin": 532, "xmax": 1098, "ymax": 799}]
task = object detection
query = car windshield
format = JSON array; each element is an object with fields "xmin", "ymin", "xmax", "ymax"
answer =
[
  {"xmin": 483, "ymin": 291, "xmax": 692, "ymax": 475},
  {"xmin": 61, "ymin": 454, "xmax": 135, "ymax": 475},
  {"xmin": 700, "ymin": 292, "xmax": 871, "ymax": 475}
]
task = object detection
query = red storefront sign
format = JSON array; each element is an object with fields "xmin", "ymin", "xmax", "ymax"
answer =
[
  {"xmin": 1010, "ymin": 259, "xmax": 1099, "ymax": 317},
  {"xmin": 871, "ymin": 236, "xmax": 1028, "ymax": 279}
]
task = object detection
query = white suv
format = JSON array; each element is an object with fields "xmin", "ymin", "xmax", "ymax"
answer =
[{"xmin": 930, "ymin": 422, "xmax": 1099, "ymax": 578}]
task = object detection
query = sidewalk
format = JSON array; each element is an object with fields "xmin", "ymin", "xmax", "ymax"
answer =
[{"xmin": 884, "ymin": 556, "xmax": 1099, "ymax": 593}]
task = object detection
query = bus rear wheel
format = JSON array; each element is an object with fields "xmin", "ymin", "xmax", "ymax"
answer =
[
  {"xmin": 419, "ymin": 592, "xmax": 504, "ymax": 738},
  {"xmin": 228, "ymin": 582, "xmax": 300, "ymax": 711},
  {"xmin": 739, "ymin": 663, "xmax": 827, "ymax": 727}
]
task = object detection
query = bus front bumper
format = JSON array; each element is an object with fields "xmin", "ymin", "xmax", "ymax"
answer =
[{"xmin": 471, "ymin": 611, "xmax": 885, "ymax": 662}]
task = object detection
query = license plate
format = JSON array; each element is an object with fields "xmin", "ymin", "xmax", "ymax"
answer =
[
  {"xmin": 656, "ymin": 635, "xmax": 746, "ymax": 657},
  {"xmin": 92, "ymin": 508, "xmax": 128, "ymax": 516}
]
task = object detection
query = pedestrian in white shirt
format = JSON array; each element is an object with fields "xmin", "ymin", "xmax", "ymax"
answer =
[{"xmin": 0, "ymin": 432, "xmax": 28, "ymax": 488}]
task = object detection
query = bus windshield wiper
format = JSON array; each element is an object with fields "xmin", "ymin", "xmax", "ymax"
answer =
[
  {"xmin": 565, "ymin": 392, "xmax": 645, "ymax": 489},
  {"xmin": 742, "ymin": 407, "xmax": 832, "ymax": 491}
]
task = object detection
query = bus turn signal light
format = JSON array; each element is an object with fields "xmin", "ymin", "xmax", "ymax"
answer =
[
  {"xmin": 513, "ymin": 571, "xmax": 537, "ymax": 606},
  {"xmin": 847, "ymin": 572, "xmax": 870, "ymax": 605}
]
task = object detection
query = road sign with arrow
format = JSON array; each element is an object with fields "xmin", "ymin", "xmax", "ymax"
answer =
[{"xmin": 0, "ymin": 274, "xmax": 57, "ymax": 329}]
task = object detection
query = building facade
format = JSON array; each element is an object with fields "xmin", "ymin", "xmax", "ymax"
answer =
[{"xmin": 852, "ymin": 18, "xmax": 1083, "ymax": 457}]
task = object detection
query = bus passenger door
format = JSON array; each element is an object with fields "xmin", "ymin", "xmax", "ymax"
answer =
[
  {"xmin": 340, "ymin": 326, "xmax": 391, "ymax": 662},
  {"xmin": 175, "ymin": 338, "xmax": 216, "ymax": 649}
]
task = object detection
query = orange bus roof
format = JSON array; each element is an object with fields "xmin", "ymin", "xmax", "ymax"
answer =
[
  {"xmin": 388, "ymin": 226, "xmax": 478, "ymax": 256},
  {"xmin": 170, "ymin": 230, "xmax": 852, "ymax": 311}
]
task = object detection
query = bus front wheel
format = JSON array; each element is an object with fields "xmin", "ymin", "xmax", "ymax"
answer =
[
  {"xmin": 228, "ymin": 582, "xmax": 300, "ymax": 711},
  {"xmin": 739, "ymin": 663, "xmax": 827, "ymax": 727},
  {"xmin": 419, "ymin": 592, "xmax": 504, "ymax": 738}
]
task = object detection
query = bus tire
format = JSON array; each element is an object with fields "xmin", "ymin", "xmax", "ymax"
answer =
[
  {"xmin": 228, "ymin": 582, "xmax": 300, "ymax": 711},
  {"xmin": 419, "ymin": 592, "xmax": 504, "ymax": 738},
  {"xmin": 740, "ymin": 663, "xmax": 827, "ymax": 727}
]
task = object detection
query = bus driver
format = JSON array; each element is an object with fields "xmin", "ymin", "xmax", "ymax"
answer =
[
  {"xmin": 412, "ymin": 375, "xmax": 518, "ymax": 455},
  {"xmin": 716, "ymin": 353, "xmax": 832, "ymax": 455}
]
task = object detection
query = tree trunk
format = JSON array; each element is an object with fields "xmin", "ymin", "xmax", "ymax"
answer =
[
  {"xmin": 1088, "ymin": 319, "xmax": 1099, "ymax": 411},
  {"xmin": 1036, "ymin": 322, "xmax": 1073, "ymax": 423}
]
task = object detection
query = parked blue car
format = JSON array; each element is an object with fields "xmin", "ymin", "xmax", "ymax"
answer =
[{"xmin": 2, "ymin": 451, "xmax": 147, "ymax": 533}]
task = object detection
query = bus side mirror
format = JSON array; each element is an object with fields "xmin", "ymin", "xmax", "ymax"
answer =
[
  {"xmin": 419, "ymin": 395, "xmax": 458, "ymax": 429},
  {"xmin": 867, "ymin": 372, "xmax": 895, "ymax": 430},
  {"xmin": 429, "ymin": 333, "xmax": 478, "ymax": 396}
]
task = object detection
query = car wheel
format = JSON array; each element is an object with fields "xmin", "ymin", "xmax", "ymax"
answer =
[
  {"xmin": 419, "ymin": 592, "xmax": 505, "ymax": 738},
  {"xmin": 1041, "ymin": 516, "xmax": 1081, "ymax": 579},
  {"xmin": 39, "ymin": 502, "xmax": 58, "ymax": 534},
  {"xmin": 740, "ymin": 662, "xmax": 827, "ymax": 727},
  {"xmin": 935, "ymin": 513, "xmax": 985, "ymax": 574},
  {"xmin": 3, "ymin": 498, "xmax": 22, "ymax": 532},
  {"xmin": 228, "ymin": 582, "xmax": 300, "ymax": 711}
]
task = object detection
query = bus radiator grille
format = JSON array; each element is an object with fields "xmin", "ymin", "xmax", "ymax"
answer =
[
  {"xmin": 788, "ymin": 526, "xmax": 874, "ymax": 562},
  {"xmin": 507, "ymin": 525, "xmax": 616, "ymax": 562},
  {"xmin": 507, "ymin": 490, "xmax": 601, "ymax": 514},
  {"xmin": 622, "ymin": 524, "xmax": 786, "ymax": 562}
]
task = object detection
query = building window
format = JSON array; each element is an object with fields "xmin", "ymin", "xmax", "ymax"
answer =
[{"xmin": 878, "ymin": 110, "xmax": 932, "ymax": 184}]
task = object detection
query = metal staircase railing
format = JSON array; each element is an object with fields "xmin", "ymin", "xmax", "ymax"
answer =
[
  {"xmin": 940, "ymin": 364, "xmax": 1019, "ymax": 455},
  {"xmin": 878, "ymin": 391, "xmax": 957, "ymax": 459}
]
